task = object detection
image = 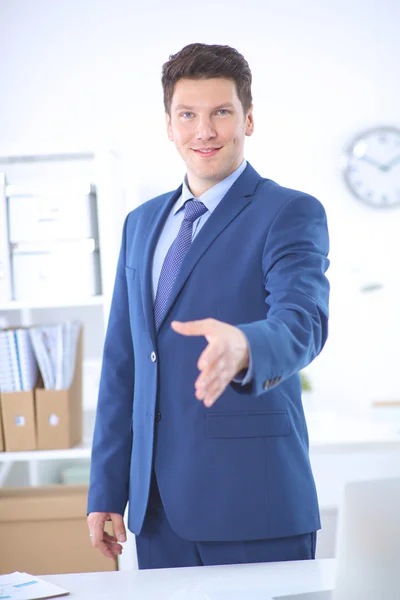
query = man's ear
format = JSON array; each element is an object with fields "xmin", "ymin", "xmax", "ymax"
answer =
[
  {"xmin": 245, "ymin": 105, "xmax": 254, "ymax": 137},
  {"xmin": 165, "ymin": 112, "xmax": 173, "ymax": 141}
]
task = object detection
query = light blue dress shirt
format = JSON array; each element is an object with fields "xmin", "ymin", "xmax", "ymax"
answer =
[{"xmin": 152, "ymin": 159, "xmax": 252, "ymax": 384}]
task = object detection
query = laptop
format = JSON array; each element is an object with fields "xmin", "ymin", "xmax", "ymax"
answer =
[{"xmin": 274, "ymin": 477, "xmax": 400, "ymax": 600}]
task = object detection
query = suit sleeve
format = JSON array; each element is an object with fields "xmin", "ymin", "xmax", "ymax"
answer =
[
  {"xmin": 87, "ymin": 215, "xmax": 134, "ymax": 515},
  {"xmin": 233, "ymin": 193, "xmax": 330, "ymax": 398}
]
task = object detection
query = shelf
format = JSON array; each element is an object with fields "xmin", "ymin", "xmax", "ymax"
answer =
[
  {"xmin": 0, "ymin": 442, "xmax": 91, "ymax": 463},
  {"xmin": 0, "ymin": 411, "xmax": 95, "ymax": 485},
  {"xmin": 0, "ymin": 295, "xmax": 105, "ymax": 311}
]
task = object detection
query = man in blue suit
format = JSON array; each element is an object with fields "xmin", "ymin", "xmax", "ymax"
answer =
[{"xmin": 87, "ymin": 43, "xmax": 330, "ymax": 569}]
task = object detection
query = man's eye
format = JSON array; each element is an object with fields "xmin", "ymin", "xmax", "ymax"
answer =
[
  {"xmin": 181, "ymin": 112, "xmax": 193, "ymax": 119},
  {"xmin": 217, "ymin": 109, "xmax": 229, "ymax": 116}
]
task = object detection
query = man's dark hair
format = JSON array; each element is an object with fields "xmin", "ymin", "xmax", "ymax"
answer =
[{"xmin": 162, "ymin": 43, "xmax": 252, "ymax": 116}]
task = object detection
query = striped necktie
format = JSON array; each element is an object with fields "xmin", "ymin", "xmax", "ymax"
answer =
[{"xmin": 154, "ymin": 199, "xmax": 208, "ymax": 330}]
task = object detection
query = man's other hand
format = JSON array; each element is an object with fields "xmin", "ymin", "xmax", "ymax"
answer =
[
  {"xmin": 87, "ymin": 512, "xmax": 127, "ymax": 560},
  {"xmin": 171, "ymin": 318, "xmax": 249, "ymax": 407}
]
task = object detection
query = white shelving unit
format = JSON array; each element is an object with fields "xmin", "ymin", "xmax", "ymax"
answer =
[
  {"xmin": 0, "ymin": 150, "xmax": 138, "ymax": 570},
  {"xmin": 0, "ymin": 149, "xmax": 127, "ymax": 479},
  {"xmin": 0, "ymin": 407, "xmax": 95, "ymax": 487},
  {"xmin": 0, "ymin": 444, "xmax": 91, "ymax": 487},
  {"xmin": 0, "ymin": 296, "xmax": 105, "ymax": 311}
]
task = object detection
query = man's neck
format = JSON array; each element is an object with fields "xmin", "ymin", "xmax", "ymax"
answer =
[{"xmin": 186, "ymin": 160, "xmax": 244, "ymax": 197}]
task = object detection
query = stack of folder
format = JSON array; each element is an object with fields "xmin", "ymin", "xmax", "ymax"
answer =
[
  {"xmin": 0, "ymin": 321, "xmax": 81, "ymax": 393},
  {"xmin": 0, "ymin": 321, "xmax": 83, "ymax": 452},
  {"xmin": 0, "ymin": 329, "xmax": 38, "ymax": 392}
]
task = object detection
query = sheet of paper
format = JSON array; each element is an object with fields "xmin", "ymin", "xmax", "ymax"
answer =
[
  {"xmin": 0, "ymin": 571, "xmax": 69, "ymax": 599},
  {"xmin": 62, "ymin": 321, "xmax": 81, "ymax": 389},
  {"xmin": 0, "ymin": 330, "xmax": 22, "ymax": 392},
  {"xmin": 29, "ymin": 328, "xmax": 55, "ymax": 390},
  {"xmin": 15, "ymin": 329, "xmax": 38, "ymax": 391},
  {"xmin": 29, "ymin": 321, "xmax": 81, "ymax": 390}
]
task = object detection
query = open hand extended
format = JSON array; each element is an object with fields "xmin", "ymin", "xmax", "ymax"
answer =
[{"xmin": 171, "ymin": 318, "xmax": 249, "ymax": 407}]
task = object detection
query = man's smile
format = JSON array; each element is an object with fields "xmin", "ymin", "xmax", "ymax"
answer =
[{"xmin": 192, "ymin": 147, "xmax": 222, "ymax": 158}]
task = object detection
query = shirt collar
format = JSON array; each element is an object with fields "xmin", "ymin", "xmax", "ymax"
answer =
[{"xmin": 173, "ymin": 159, "xmax": 247, "ymax": 215}]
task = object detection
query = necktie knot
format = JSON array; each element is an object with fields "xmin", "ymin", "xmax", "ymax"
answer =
[{"xmin": 183, "ymin": 199, "xmax": 208, "ymax": 224}]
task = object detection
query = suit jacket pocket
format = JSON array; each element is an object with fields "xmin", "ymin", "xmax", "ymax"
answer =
[{"xmin": 205, "ymin": 411, "xmax": 291, "ymax": 438}]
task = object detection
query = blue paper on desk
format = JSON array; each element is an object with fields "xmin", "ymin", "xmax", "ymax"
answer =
[{"xmin": 0, "ymin": 571, "xmax": 69, "ymax": 599}]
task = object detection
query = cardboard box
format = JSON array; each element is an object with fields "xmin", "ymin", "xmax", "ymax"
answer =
[
  {"xmin": 0, "ymin": 327, "xmax": 83, "ymax": 452},
  {"xmin": 0, "ymin": 484, "xmax": 117, "ymax": 575},
  {"xmin": 35, "ymin": 330, "xmax": 83, "ymax": 450},
  {"xmin": 0, "ymin": 389, "xmax": 37, "ymax": 451},
  {"xmin": 12, "ymin": 244, "xmax": 101, "ymax": 301}
]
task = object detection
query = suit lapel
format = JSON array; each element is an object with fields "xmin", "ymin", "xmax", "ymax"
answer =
[
  {"xmin": 140, "ymin": 185, "xmax": 183, "ymax": 346},
  {"xmin": 156, "ymin": 163, "xmax": 261, "ymax": 332}
]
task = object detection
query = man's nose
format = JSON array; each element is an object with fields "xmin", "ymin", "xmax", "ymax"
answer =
[{"xmin": 195, "ymin": 117, "xmax": 216, "ymax": 140}]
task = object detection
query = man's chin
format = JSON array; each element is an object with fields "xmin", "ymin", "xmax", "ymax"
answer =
[{"xmin": 190, "ymin": 162, "xmax": 229, "ymax": 180}]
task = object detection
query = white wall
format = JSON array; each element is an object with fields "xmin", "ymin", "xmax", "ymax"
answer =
[{"xmin": 1, "ymin": 0, "xmax": 399, "ymax": 411}]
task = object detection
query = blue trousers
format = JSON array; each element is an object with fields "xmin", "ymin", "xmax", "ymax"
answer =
[{"xmin": 135, "ymin": 473, "xmax": 317, "ymax": 569}]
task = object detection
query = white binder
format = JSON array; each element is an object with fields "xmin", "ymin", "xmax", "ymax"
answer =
[
  {"xmin": 0, "ymin": 330, "xmax": 20, "ymax": 392},
  {"xmin": 0, "ymin": 173, "xmax": 12, "ymax": 302},
  {"xmin": 15, "ymin": 328, "xmax": 39, "ymax": 391},
  {"xmin": 0, "ymin": 329, "xmax": 38, "ymax": 392}
]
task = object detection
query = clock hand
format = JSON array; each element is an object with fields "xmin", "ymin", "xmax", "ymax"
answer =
[
  {"xmin": 382, "ymin": 154, "xmax": 400, "ymax": 171},
  {"xmin": 359, "ymin": 155, "xmax": 385, "ymax": 170}
]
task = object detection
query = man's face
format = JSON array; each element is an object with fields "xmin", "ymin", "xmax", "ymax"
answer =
[{"xmin": 166, "ymin": 77, "xmax": 254, "ymax": 196}]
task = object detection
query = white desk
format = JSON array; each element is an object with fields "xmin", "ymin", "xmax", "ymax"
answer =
[{"xmin": 42, "ymin": 558, "xmax": 335, "ymax": 599}]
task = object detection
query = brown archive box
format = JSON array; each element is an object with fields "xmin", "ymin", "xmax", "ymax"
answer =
[
  {"xmin": 0, "ymin": 326, "xmax": 38, "ymax": 452},
  {"xmin": 0, "ymin": 484, "xmax": 117, "ymax": 575},
  {"xmin": 0, "ymin": 389, "xmax": 37, "ymax": 451},
  {"xmin": 35, "ymin": 329, "xmax": 83, "ymax": 450}
]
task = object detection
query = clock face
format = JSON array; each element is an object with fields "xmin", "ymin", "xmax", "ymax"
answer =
[{"xmin": 343, "ymin": 126, "xmax": 400, "ymax": 208}]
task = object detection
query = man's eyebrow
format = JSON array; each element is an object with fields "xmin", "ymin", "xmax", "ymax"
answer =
[{"xmin": 174, "ymin": 102, "xmax": 235, "ymax": 111}]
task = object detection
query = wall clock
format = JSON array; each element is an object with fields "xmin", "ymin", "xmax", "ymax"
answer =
[{"xmin": 343, "ymin": 126, "xmax": 400, "ymax": 208}]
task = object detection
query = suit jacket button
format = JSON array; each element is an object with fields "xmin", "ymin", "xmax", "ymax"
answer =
[
  {"xmin": 150, "ymin": 351, "xmax": 157, "ymax": 362},
  {"xmin": 155, "ymin": 412, "xmax": 161, "ymax": 423}
]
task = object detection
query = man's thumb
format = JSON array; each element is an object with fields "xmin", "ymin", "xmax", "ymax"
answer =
[{"xmin": 110, "ymin": 513, "xmax": 127, "ymax": 542}]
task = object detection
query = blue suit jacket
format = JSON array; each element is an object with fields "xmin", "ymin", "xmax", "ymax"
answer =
[{"xmin": 88, "ymin": 162, "xmax": 330, "ymax": 542}]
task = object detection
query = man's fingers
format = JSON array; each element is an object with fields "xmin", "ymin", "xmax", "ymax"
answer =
[
  {"xmin": 88, "ymin": 514, "xmax": 107, "ymax": 546},
  {"xmin": 88, "ymin": 524, "xmax": 116, "ymax": 559},
  {"xmin": 195, "ymin": 366, "xmax": 225, "ymax": 399},
  {"xmin": 171, "ymin": 318, "xmax": 217, "ymax": 337},
  {"xmin": 91, "ymin": 531, "xmax": 122, "ymax": 559},
  {"xmin": 87, "ymin": 512, "xmax": 125, "ymax": 560},
  {"xmin": 110, "ymin": 513, "xmax": 127, "ymax": 542},
  {"xmin": 203, "ymin": 378, "xmax": 226, "ymax": 407},
  {"xmin": 197, "ymin": 343, "xmax": 224, "ymax": 371},
  {"xmin": 103, "ymin": 533, "xmax": 123, "ymax": 556},
  {"xmin": 196, "ymin": 356, "xmax": 229, "ymax": 389},
  {"xmin": 172, "ymin": 319, "xmax": 248, "ymax": 408},
  {"xmin": 98, "ymin": 539, "xmax": 118, "ymax": 560},
  {"xmin": 196, "ymin": 364, "xmax": 231, "ymax": 404},
  {"xmin": 103, "ymin": 531, "xmax": 118, "ymax": 543}
]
